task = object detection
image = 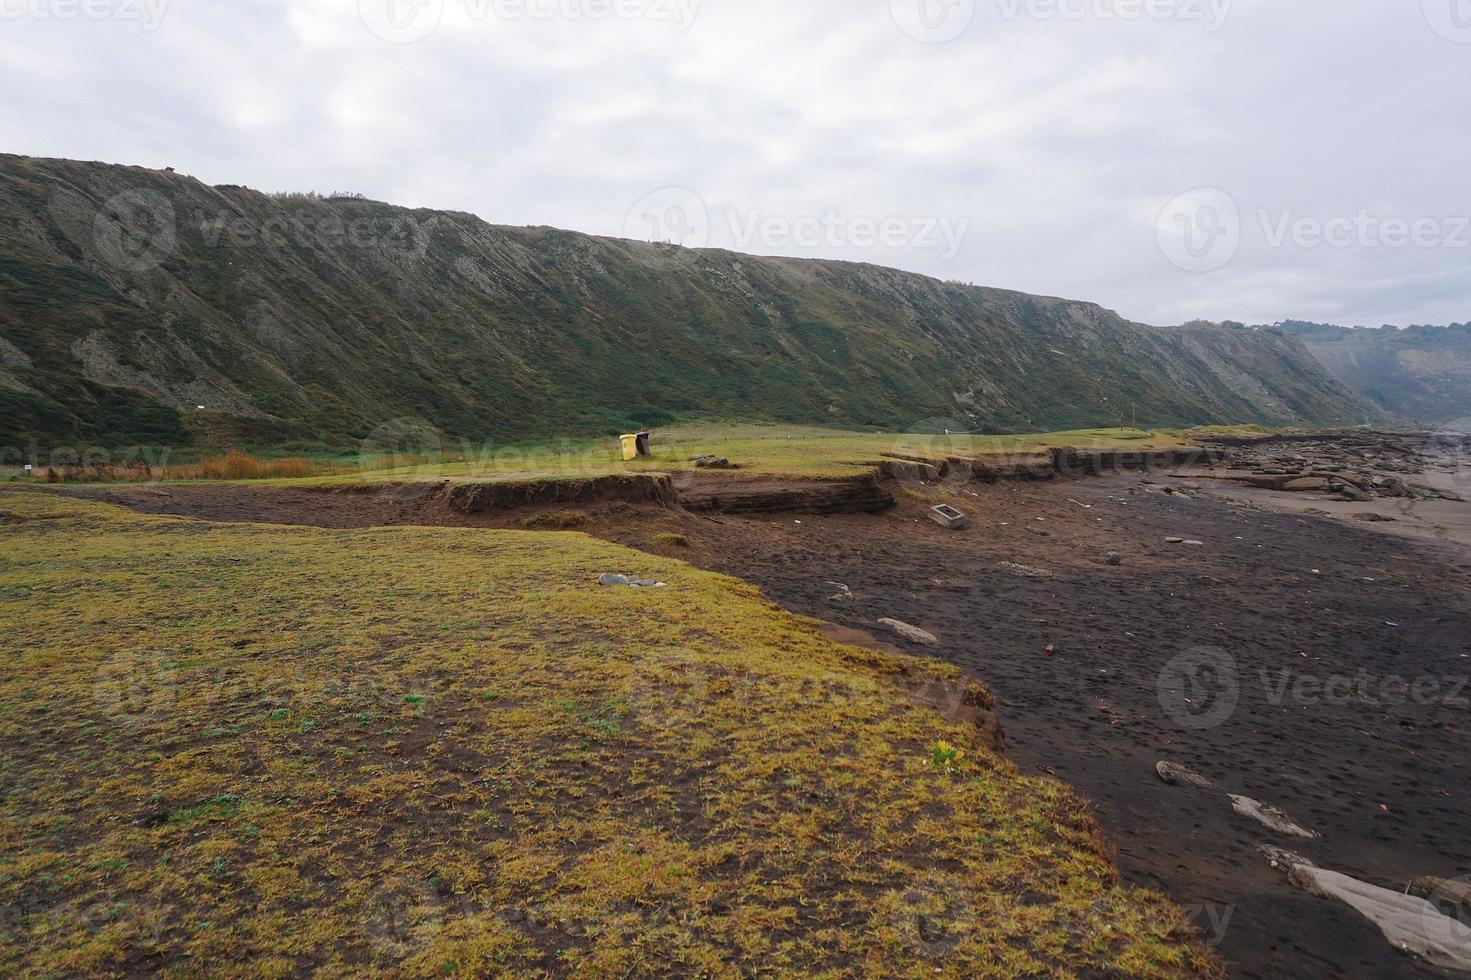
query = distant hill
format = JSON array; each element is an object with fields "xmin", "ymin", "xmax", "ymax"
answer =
[
  {"xmin": 1273, "ymin": 320, "xmax": 1471, "ymax": 426},
  {"xmin": 0, "ymin": 154, "xmax": 1378, "ymax": 451}
]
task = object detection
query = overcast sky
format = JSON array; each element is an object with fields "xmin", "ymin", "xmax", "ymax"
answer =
[{"xmin": 3, "ymin": 0, "xmax": 1468, "ymax": 327}]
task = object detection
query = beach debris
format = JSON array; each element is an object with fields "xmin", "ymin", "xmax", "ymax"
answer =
[
  {"xmin": 1230, "ymin": 795, "xmax": 1320, "ymax": 839},
  {"xmin": 597, "ymin": 573, "xmax": 667, "ymax": 588},
  {"xmin": 998, "ymin": 561, "xmax": 1052, "ymax": 579},
  {"xmin": 1043, "ymin": 644, "xmax": 1056, "ymax": 657},
  {"xmin": 878, "ymin": 618, "xmax": 939, "ymax": 647},
  {"xmin": 1156, "ymin": 761, "xmax": 1213, "ymax": 788},
  {"xmin": 1263, "ymin": 848, "xmax": 1471, "ymax": 973},
  {"xmin": 928, "ymin": 504, "xmax": 967, "ymax": 530}
]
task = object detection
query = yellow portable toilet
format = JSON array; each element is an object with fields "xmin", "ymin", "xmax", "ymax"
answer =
[{"xmin": 619, "ymin": 432, "xmax": 651, "ymax": 461}]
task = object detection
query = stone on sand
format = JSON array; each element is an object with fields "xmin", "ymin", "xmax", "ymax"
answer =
[
  {"xmin": 1156, "ymin": 761, "xmax": 1213, "ymax": 788},
  {"xmin": 878, "ymin": 618, "xmax": 939, "ymax": 647},
  {"xmin": 1230, "ymin": 795, "xmax": 1320, "ymax": 839},
  {"xmin": 1264, "ymin": 849, "xmax": 1471, "ymax": 973},
  {"xmin": 1410, "ymin": 877, "xmax": 1471, "ymax": 915}
]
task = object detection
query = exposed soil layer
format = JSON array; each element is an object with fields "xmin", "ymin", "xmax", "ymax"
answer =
[
  {"xmin": 670, "ymin": 471, "xmax": 897, "ymax": 515},
  {"xmin": 51, "ymin": 453, "xmax": 1471, "ymax": 979},
  {"xmin": 440, "ymin": 474, "xmax": 678, "ymax": 512}
]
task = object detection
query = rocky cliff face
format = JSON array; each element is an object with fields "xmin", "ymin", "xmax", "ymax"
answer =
[
  {"xmin": 0, "ymin": 154, "xmax": 1377, "ymax": 449},
  {"xmin": 1275, "ymin": 321, "xmax": 1471, "ymax": 427}
]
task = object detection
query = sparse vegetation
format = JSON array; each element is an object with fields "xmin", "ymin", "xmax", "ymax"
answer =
[
  {"xmin": 517, "ymin": 511, "xmax": 589, "ymax": 530},
  {"xmin": 651, "ymin": 532, "xmax": 689, "ymax": 549},
  {"xmin": 0, "ymin": 492, "xmax": 1216, "ymax": 977}
]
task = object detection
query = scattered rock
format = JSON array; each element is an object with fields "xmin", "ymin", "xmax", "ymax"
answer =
[
  {"xmin": 691, "ymin": 455, "xmax": 736, "ymax": 469},
  {"xmin": 1230, "ymin": 795, "xmax": 1321, "ymax": 839},
  {"xmin": 1156, "ymin": 761, "xmax": 1213, "ymax": 788},
  {"xmin": 597, "ymin": 573, "xmax": 667, "ymax": 588},
  {"xmin": 1106, "ymin": 552, "xmax": 1122, "ymax": 566},
  {"xmin": 826, "ymin": 581, "xmax": 854, "ymax": 602},
  {"xmin": 1283, "ymin": 477, "xmax": 1333, "ymax": 492},
  {"xmin": 878, "ymin": 618, "xmax": 939, "ymax": 647},
  {"xmin": 1335, "ymin": 484, "xmax": 1373, "ymax": 502},
  {"xmin": 1165, "ymin": 537, "xmax": 1185, "ymax": 544},
  {"xmin": 1353, "ymin": 513, "xmax": 1398, "ymax": 523},
  {"xmin": 1265, "ymin": 849, "xmax": 1471, "ymax": 973}
]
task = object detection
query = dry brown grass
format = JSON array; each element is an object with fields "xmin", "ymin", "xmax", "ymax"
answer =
[{"xmin": 168, "ymin": 452, "xmax": 337, "ymax": 481}]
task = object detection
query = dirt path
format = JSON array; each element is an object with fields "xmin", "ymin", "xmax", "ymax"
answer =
[{"xmin": 52, "ymin": 475, "xmax": 1471, "ymax": 978}]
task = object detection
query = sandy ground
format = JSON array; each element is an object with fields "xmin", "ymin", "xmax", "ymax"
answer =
[
  {"xmin": 1180, "ymin": 465, "xmax": 1471, "ymax": 549},
  {"xmin": 49, "ymin": 474, "xmax": 1471, "ymax": 978}
]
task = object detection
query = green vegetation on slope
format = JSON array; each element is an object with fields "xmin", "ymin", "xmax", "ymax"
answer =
[
  {"xmin": 0, "ymin": 492, "xmax": 1214, "ymax": 977},
  {"xmin": 1274, "ymin": 320, "xmax": 1471, "ymax": 424},
  {"xmin": 0, "ymin": 154, "xmax": 1373, "ymax": 452}
]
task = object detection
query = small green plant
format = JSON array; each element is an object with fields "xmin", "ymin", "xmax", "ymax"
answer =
[
  {"xmin": 930, "ymin": 741, "xmax": 965, "ymax": 772},
  {"xmin": 519, "ymin": 511, "xmax": 588, "ymax": 530},
  {"xmin": 651, "ymin": 533, "xmax": 689, "ymax": 549}
]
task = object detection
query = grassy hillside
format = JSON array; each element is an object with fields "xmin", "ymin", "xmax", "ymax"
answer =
[
  {"xmin": 0, "ymin": 154, "xmax": 1373, "ymax": 452},
  {"xmin": 1275, "ymin": 320, "xmax": 1471, "ymax": 425},
  {"xmin": 0, "ymin": 492, "xmax": 1215, "ymax": 976}
]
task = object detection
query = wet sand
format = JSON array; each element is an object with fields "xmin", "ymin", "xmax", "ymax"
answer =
[
  {"xmin": 1184, "ymin": 465, "xmax": 1471, "ymax": 549},
  {"xmin": 667, "ymin": 478, "xmax": 1471, "ymax": 978}
]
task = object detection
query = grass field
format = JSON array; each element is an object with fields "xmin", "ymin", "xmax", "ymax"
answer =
[
  {"xmin": 218, "ymin": 423, "xmax": 1192, "ymax": 490},
  {"xmin": 4, "ymin": 423, "xmax": 1260, "ymax": 489},
  {"xmin": 0, "ymin": 492, "xmax": 1215, "ymax": 977}
]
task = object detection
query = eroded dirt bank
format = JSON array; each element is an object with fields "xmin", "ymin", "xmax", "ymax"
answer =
[{"xmin": 52, "ymin": 462, "xmax": 1471, "ymax": 979}]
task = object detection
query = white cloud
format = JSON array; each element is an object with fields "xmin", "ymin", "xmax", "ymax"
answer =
[{"xmin": 0, "ymin": 0, "xmax": 1466, "ymax": 326}]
